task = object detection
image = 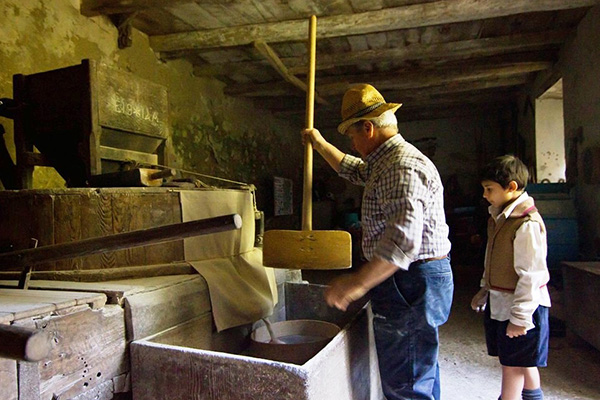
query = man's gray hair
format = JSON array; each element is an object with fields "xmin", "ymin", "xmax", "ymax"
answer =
[
  {"xmin": 348, "ymin": 109, "xmax": 399, "ymax": 133},
  {"xmin": 370, "ymin": 110, "xmax": 398, "ymax": 130}
]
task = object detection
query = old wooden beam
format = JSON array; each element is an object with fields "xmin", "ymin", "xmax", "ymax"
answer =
[
  {"xmin": 259, "ymin": 76, "xmax": 528, "ymax": 114},
  {"xmin": 287, "ymin": 30, "xmax": 570, "ymax": 74},
  {"xmin": 193, "ymin": 30, "xmax": 567, "ymax": 77},
  {"xmin": 381, "ymin": 88, "xmax": 521, "ymax": 110},
  {"xmin": 149, "ymin": 0, "xmax": 596, "ymax": 52},
  {"xmin": 253, "ymin": 40, "xmax": 328, "ymax": 105},
  {"xmin": 319, "ymin": 62, "xmax": 552, "ymax": 96},
  {"xmin": 527, "ymin": 34, "xmax": 571, "ymax": 99},
  {"xmin": 0, "ymin": 324, "xmax": 52, "ymax": 361},
  {"xmin": 0, "ymin": 214, "xmax": 242, "ymax": 270},
  {"xmin": 372, "ymin": 85, "xmax": 523, "ymax": 110},
  {"xmin": 224, "ymin": 61, "xmax": 551, "ymax": 97},
  {"xmin": 395, "ymin": 102, "xmax": 515, "ymax": 122},
  {"xmin": 81, "ymin": 0, "xmax": 191, "ymax": 17}
]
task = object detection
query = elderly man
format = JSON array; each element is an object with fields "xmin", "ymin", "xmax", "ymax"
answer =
[{"xmin": 302, "ymin": 84, "xmax": 453, "ymax": 400}]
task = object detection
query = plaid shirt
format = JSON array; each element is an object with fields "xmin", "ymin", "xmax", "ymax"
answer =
[{"xmin": 339, "ymin": 134, "xmax": 451, "ymax": 270}]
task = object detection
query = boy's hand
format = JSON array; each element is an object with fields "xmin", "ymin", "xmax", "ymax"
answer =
[
  {"xmin": 470, "ymin": 288, "xmax": 488, "ymax": 313},
  {"xmin": 506, "ymin": 322, "xmax": 527, "ymax": 338}
]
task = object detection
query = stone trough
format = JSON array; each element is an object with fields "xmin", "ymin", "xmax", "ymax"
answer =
[{"xmin": 130, "ymin": 282, "xmax": 382, "ymax": 400}]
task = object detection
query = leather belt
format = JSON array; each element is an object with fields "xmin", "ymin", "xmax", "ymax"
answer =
[{"xmin": 413, "ymin": 254, "xmax": 448, "ymax": 265}]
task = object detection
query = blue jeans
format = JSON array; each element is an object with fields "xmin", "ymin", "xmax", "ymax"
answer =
[{"xmin": 370, "ymin": 257, "xmax": 453, "ymax": 400}]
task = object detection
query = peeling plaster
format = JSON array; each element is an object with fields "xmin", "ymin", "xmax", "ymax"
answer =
[
  {"xmin": 0, "ymin": 0, "xmax": 300, "ymax": 194},
  {"xmin": 172, "ymin": 116, "xmax": 281, "ymax": 185}
]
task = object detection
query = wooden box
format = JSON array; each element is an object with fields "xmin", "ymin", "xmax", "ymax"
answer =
[
  {"xmin": 0, "ymin": 188, "xmax": 183, "ymax": 272},
  {"xmin": 130, "ymin": 283, "xmax": 383, "ymax": 400},
  {"xmin": 13, "ymin": 59, "xmax": 171, "ymax": 188}
]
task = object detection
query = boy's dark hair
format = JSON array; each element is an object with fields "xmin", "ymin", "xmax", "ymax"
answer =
[{"xmin": 480, "ymin": 155, "xmax": 529, "ymax": 190}]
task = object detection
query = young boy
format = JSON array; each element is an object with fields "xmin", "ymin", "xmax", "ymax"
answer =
[{"xmin": 471, "ymin": 155, "xmax": 551, "ymax": 400}]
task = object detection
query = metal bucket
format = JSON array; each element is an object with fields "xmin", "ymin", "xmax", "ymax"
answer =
[{"xmin": 249, "ymin": 319, "xmax": 340, "ymax": 365}]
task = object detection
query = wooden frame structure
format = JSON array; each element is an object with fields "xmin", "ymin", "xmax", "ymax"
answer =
[{"xmin": 12, "ymin": 59, "xmax": 171, "ymax": 188}]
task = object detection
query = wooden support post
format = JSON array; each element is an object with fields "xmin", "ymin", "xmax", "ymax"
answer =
[
  {"xmin": 12, "ymin": 74, "xmax": 33, "ymax": 189},
  {"xmin": 0, "ymin": 123, "xmax": 18, "ymax": 190},
  {"xmin": 17, "ymin": 238, "xmax": 38, "ymax": 290}
]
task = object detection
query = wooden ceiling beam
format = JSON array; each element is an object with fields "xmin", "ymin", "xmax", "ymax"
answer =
[
  {"xmin": 288, "ymin": 30, "xmax": 569, "ymax": 74},
  {"xmin": 395, "ymin": 102, "xmax": 514, "ymax": 123},
  {"xmin": 272, "ymin": 83, "xmax": 524, "ymax": 117},
  {"xmin": 148, "ymin": 0, "xmax": 596, "ymax": 52},
  {"xmin": 81, "ymin": 0, "xmax": 192, "ymax": 17},
  {"xmin": 388, "ymin": 80, "xmax": 527, "ymax": 104},
  {"xmin": 224, "ymin": 62, "xmax": 550, "ymax": 97},
  {"xmin": 321, "ymin": 61, "xmax": 547, "ymax": 93},
  {"xmin": 191, "ymin": 30, "xmax": 566, "ymax": 77},
  {"xmin": 527, "ymin": 36, "xmax": 570, "ymax": 99},
  {"xmin": 392, "ymin": 91, "xmax": 519, "ymax": 110}
]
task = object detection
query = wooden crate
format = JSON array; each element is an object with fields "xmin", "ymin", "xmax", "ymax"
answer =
[
  {"xmin": 130, "ymin": 283, "xmax": 383, "ymax": 400},
  {"xmin": 0, "ymin": 188, "xmax": 183, "ymax": 272},
  {"xmin": 13, "ymin": 59, "xmax": 171, "ymax": 188}
]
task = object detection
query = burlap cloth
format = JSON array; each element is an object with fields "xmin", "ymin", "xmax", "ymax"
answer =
[{"xmin": 179, "ymin": 189, "xmax": 277, "ymax": 332}]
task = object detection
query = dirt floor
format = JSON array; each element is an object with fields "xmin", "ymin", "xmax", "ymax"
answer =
[{"xmin": 440, "ymin": 264, "xmax": 600, "ymax": 400}]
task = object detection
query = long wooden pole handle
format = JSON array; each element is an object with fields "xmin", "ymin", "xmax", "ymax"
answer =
[{"xmin": 302, "ymin": 15, "xmax": 317, "ymax": 232}]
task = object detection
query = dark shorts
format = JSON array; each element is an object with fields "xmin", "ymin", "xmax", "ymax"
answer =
[{"xmin": 484, "ymin": 304, "xmax": 549, "ymax": 367}]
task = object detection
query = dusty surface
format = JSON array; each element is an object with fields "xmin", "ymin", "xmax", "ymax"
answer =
[{"xmin": 440, "ymin": 264, "xmax": 600, "ymax": 400}]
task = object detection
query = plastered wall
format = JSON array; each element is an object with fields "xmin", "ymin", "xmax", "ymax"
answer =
[
  {"xmin": 0, "ymin": 0, "xmax": 302, "ymax": 220},
  {"xmin": 398, "ymin": 111, "xmax": 508, "ymax": 207},
  {"xmin": 561, "ymin": 4, "xmax": 600, "ymax": 259}
]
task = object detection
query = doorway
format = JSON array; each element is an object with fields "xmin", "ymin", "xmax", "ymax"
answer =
[{"xmin": 535, "ymin": 79, "xmax": 565, "ymax": 183}]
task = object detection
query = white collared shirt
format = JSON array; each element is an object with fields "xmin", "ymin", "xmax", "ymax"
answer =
[{"xmin": 483, "ymin": 192, "xmax": 551, "ymax": 330}]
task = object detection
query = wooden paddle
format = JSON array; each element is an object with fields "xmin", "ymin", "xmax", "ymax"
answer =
[{"xmin": 262, "ymin": 15, "xmax": 352, "ymax": 270}]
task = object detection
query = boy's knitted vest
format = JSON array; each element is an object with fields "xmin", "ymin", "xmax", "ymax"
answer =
[{"xmin": 484, "ymin": 197, "xmax": 546, "ymax": 292}]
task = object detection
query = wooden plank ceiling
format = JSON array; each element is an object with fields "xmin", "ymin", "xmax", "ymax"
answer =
[{"xmin": 81, "ymin": 0, "xmax": 596, "ymax": 125}]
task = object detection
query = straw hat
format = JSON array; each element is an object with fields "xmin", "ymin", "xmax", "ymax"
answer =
[{"xmin": 337, "ymin": 84, "xmax": 402, "ymax": 134}]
